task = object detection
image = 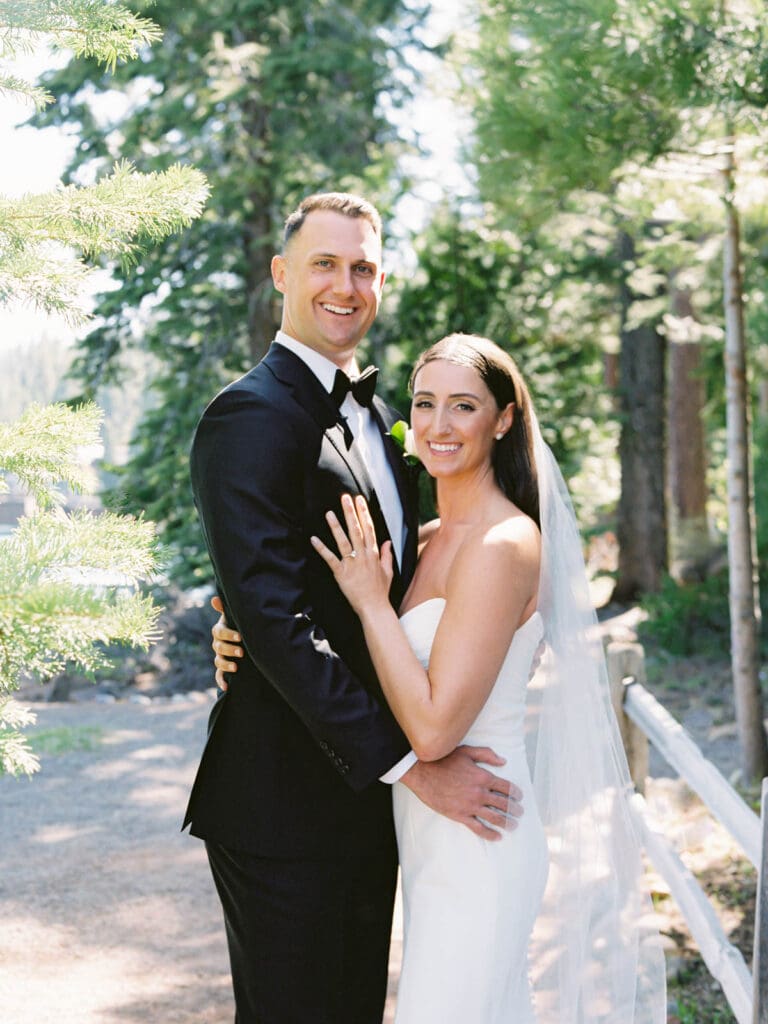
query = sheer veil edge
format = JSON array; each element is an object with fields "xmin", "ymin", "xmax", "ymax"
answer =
[{"xmin": 527, "ymin": 414, "xmax": 666, "ymax": 1023}]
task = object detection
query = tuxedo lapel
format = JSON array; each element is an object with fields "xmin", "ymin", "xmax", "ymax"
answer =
[
  {"xmin": 370, "ymin": 397, "xmax": 420, "ymax": 587},
  {"xmin": 263, "ymin": 344, "xmax": 417, "ymax": 594},
  {"xmin": 263, "ymin": 343, "xmax": 377, "ymax": 498}
]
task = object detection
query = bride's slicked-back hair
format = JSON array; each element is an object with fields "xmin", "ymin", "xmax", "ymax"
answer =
[{"xmin": 410, "ymin": 333, "xmax": 540, "ymax": 528}]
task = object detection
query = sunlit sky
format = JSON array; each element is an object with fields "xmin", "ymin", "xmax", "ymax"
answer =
[{"xmin": 0, "ymin": 3, "xmax": 471, "ymax": 351}]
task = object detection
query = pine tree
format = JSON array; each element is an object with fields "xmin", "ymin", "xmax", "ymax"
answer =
[{"xmin": 0, "ymin": 0, "xmax": 208, "ymax": 775}]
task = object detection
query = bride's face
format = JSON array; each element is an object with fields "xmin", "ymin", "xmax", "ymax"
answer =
[{"xmin": 410, "ymin": 360, "xmax": 513, "ymax": 480}]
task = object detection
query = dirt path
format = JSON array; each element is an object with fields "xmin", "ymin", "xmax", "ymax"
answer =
[
  {"xmin": 0, "ymin": 698, "xmax": 404, "ymax": 1023},
  {"xmin": 0, "ymin": 681, "xmax": 749, "ymax": 1023}
]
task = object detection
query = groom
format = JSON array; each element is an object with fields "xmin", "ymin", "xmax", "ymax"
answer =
[{"xmin": 184, "ymin": 192, "xmax": 520, "ymax": 1023}]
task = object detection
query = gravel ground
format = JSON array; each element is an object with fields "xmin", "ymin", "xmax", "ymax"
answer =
[
  {"xmin": 0, "ymin": 697, "xmax": 407, "ymax": 1023},
  {"xmin": 0, "ymin": 665, "xmax": 752, "ymax": 1023}
]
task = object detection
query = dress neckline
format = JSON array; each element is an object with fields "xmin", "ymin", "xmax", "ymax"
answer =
[
  {"xmin": 398, "ymin": 597, "xmax": 446, "ymax": 624},
  {"xmin": 399, "ymin": 598, "xmax": 542, "ymax": 635}
]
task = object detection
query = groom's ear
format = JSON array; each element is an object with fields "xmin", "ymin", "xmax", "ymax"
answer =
[{"xmin": 271, "ymin": 254, "xmax": 287, "ymax": 294}]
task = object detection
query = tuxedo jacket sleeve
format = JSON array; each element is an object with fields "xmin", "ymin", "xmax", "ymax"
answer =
[{"xmin": 190, "ymin": 353, "xmax": 414, "ymax": 797}]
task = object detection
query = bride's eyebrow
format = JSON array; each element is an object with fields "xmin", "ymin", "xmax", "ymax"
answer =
[{"xmin": 412, "ymin": 390, "xmax": 482, "ymax": 401}]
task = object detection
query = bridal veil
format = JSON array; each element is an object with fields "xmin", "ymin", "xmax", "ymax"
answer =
[{"xmin": 527, "ymin": 414, "xmax": 666, "ymax": 1022}]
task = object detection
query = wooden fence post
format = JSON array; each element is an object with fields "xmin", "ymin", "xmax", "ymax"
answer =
[
  {"xmin": 754, "ymin": 776, "xmax": 768, "ymax": 1023},
  {"xmin": 604, "ymin": 640, "xmax": 650, "ymax": 794}
]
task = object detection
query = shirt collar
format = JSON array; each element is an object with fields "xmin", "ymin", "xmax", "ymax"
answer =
[{"xmin": 274, "ymin": 331, "xmax": 359, "ymax": 395}]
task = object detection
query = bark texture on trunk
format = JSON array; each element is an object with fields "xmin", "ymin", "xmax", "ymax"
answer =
[
  {"xmin": 722, "ymin": 148, "xmax": 768, "ymax": 782},
  {"xmin": 667, "ymin": 284, "xmax": 710, "ymax": 576},
  {"xmin": 613, "ymin": 230, "xmax": 668, "ymax": 601}
]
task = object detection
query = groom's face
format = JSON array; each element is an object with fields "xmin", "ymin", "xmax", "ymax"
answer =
[{"xmin": 271, "ymin": 210, "xmax": 385, "ymax": 369}]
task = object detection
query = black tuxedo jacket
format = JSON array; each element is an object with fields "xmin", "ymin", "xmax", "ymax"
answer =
[{"xmin": 184, "ymin": 344, "xmax": 420, "ymax": 858}]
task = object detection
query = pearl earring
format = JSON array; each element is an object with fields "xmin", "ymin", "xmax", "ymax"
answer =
[{"xmin": 495, "ymin": 433, "xmax": 504, "ymax": 441}]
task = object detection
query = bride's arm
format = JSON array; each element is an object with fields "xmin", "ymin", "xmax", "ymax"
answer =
[{"xmin": 312, "ymin": 494, "xmax": 540, "ymax": 762}]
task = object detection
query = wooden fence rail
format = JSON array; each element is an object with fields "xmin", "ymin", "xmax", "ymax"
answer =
[{"xmin": 604, "ymin": 640, "xmax": 766, "ymax": 1024}]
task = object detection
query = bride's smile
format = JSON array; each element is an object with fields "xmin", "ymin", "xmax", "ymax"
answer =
[{"xmin": 410, "ymin": 360, "xmax": 513, "ymax": 484}]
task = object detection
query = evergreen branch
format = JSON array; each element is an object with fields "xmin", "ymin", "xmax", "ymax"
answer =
[
  {"xmin": 0, "ymin": 697, "xmax": 39, "ymax": 776},
  {"xmin": 0, "ymin": 163, "xmax": 209, "ymax": 321},
  {"xmin": 0, "ymin": 509, "xmax": 161, "ymax": 693},
  {"xmin": 0, "ymin": 243, "xmax": 92, "ymax": 324},
  {"xmin": 0, "ymin": 585, "xmax": 160, "ymax": 684},
  {"xmin": 4, "ymin": 507, "xmax": 158, "ymax": 581},
  {"xmin": 0, "ymin": 69, "xmax": 51, "ymax": 108},
  {"xmin": 0, "ymin": 402, "xmax": 102, "ymax": 506},
  {"xmin": 0, "ymin": 1, "xmax": 163, "ymax": 72},
  {"xmin": 0, "ymin": 162, "xmax": 210, "ymax": 258}
]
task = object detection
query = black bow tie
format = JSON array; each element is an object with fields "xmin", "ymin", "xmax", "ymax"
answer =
[{"xmin": 331, "ymin": 366, "xmax": 379, "ymax": 408}]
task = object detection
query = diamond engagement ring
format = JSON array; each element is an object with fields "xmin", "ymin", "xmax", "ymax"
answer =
[{"xmin": 343, "ymin": 551, "xmax": 357, "ymax": 559}]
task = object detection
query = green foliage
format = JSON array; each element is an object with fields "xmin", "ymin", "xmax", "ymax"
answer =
[
  {"xmin": 638, "ymin": 572, "xmax": 730, "ymax": 657},
  {"xmin": 0, "ymin": 0, "xmax": 163, "ymax": 81},
  {"xmin": 0, "ymin": 0, "xmax": 162, "ymax": 113},
  {"xmin": 467, "ymin": 0, "xmax": 768, "ymax": 223},
  {"xmin": 38, "ymin": 0, "xmax": 424, "ymax": 585},
  {"xmin": 0, "ymin": 162, "xmax": 208, "ymax": 323},
  {"xmin": 0, "ymin": 0, "xmax": 207, "ymax": 776},
  {"xmin": 0, "ymin": 697, "xmax": 39, "ymax": 775},
  {"xmin": 0, "ymin": 402, "xmax": 101, "ymax": 505}
]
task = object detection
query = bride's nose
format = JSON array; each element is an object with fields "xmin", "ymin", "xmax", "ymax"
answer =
[{"xmin": 434, "ymin": 405, "xmax": 451, "ymax": 434}]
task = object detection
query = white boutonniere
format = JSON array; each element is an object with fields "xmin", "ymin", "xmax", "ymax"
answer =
[{"xmin": 389, "ymin": 420, "xmax": 420, "ymax": 466}]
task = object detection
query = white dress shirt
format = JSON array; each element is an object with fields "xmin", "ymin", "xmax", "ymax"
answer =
[{"xmin": 273, "ymin": 332, "xmax": 417, "ymax": 783}]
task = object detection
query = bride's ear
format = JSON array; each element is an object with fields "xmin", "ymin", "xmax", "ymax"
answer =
[{"xmin": 496, "ymin": 402, "xmax": 515, "ymax": 439}]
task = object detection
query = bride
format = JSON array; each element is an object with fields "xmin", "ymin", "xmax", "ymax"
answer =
[{"xmin": 212, "ymin": 333, "xmax": 666, "ymax": 1022}]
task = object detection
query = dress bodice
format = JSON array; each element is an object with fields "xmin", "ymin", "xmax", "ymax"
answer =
[
  {"xmin": 398, "ymin": 598, "xmax": 543, "ymax": 754},
  {"xmin": 393, "ymin": 598, "xmax": 549, "ymax": 1024}
]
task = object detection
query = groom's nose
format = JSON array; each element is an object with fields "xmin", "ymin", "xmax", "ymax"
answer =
[{"xmin": 331, "ymin": 264, "xmax": 354, "ymax": 296}]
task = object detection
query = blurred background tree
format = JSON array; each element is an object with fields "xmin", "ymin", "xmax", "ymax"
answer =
[{"xmin": 461, "ymin": 0, "xmax": 768, "ymax": 779}]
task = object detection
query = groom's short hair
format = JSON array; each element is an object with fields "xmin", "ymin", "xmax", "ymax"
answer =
[{"xmin": 283, "ymin": 192, "xmax": 382, "ymax": 248}]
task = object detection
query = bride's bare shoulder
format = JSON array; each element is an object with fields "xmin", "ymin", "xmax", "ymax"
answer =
[{"xmin": 449, "ymin": 510, "xmax": 540, "ymax": 591}]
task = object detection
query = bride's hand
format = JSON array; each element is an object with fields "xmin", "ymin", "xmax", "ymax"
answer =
[
  {"xmin": 311, "ymin": 494, "xmax": 394, "ymax": 616},
  {"xmin": 210, "ymin": 595, "xmax": 243, "ymax": 691}
]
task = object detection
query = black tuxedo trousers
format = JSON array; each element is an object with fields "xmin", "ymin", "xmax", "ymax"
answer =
[{"xmin": 185, "ymin": 344, "xmax": 419, "ymax": 1021}]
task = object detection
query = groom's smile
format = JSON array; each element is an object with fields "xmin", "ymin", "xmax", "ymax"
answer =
[{"xmin": 271, "ymin": 209, "xmax": 386, "ymax": 369}]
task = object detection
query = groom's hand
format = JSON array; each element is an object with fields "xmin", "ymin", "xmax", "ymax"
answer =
[{"xmin": 400, "ymin": 746, "xmax": 523, "ymax": 841}]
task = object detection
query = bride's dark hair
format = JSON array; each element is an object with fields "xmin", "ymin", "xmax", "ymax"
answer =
[{"xmin": 409, "ymin": 333, "xmax": 540, "ymax": 528}]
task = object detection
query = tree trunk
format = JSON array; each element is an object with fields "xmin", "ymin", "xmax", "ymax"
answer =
[
  {"xmin": 612, "ymin": 230, "xmax": 667, "ymax": 601},
  {"xmin": 721, "ymin": 143, "xmax": 768, "ymax": 782},
  {"xmin": 667, "ymin": 282, "xmax": 711, "ymax": 578}
]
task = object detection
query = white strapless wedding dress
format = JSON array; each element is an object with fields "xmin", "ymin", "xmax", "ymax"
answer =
[{"xmin": 393, "ymin": 598, "xmax": 549, "ymax": 1024}]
